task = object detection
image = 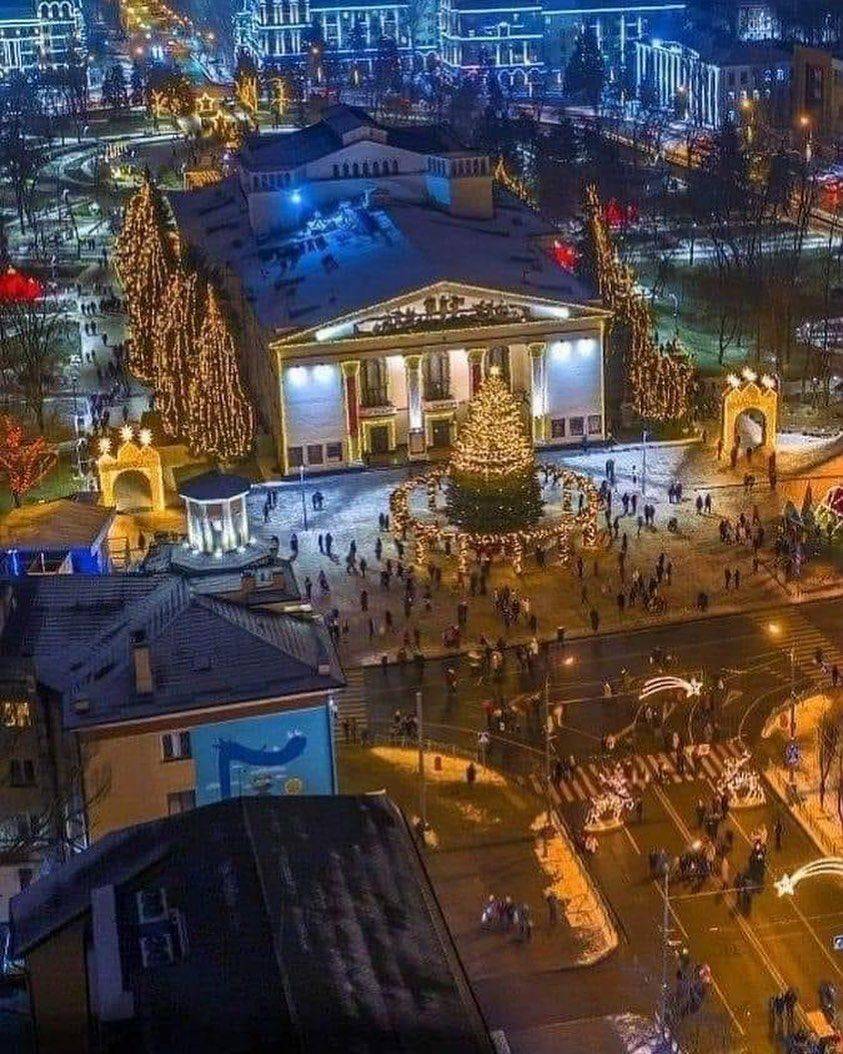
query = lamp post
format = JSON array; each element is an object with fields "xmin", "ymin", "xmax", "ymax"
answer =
[
  {"xmin": 299, "ymin": 465, "xmax": 308, "ymax": 531},
  {"xmin": 416, "ymin": 689, "xmax": 427, "ymax": 833},
  {"xmin": 641, "ymin": 429, "xmax": 650, "ymax": 499}
]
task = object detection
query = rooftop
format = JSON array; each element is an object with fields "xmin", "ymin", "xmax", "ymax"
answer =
[
  {"xmin": 0, "ymin": 574, "xmax": 343, "ymax": 729},
  {"xmin": 10, "ymin": 795, "xmax": 494, "ymax": 1053},
  {"xmin": 178, "ymin": 469, "xmax": 253, "ymax": 502},
  {"xmin": 239, "ymin": 104, "xmax": 469, "ymax": 172},
  {"xmin": 169, "ymin": 184, "xmax": 593, "ymax": 335},
  {"xmin": 0, "ymin": 498, "xmax": 113, "ymax": 551}
]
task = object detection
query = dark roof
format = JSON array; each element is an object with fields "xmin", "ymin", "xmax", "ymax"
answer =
[
  {"xmin": 0, "ymin": 574, "xmax": 344, "ymax": 729},
  {"xmin": 543, "ymin": 0, "xmax": 683, "ymax": 10},
  {"xmin": 708, "ymin": 41, "xmax": 791, "ymax": 66},
  {"xmin": 239, "ymin": 104, "xmax": 471, "ymax": 172},
  {"xmin": 11, "ymin": 795, "xmax": 494, "ymax": 1053},
  {"xmin": 178, "ymin": 470, "xmax": 253, "ymax": 502},
  {"xmin": 169, "ymin": 187, "xmax": 595, "ymax": 334},
  {"xmin": 0, "ymin": 499, "xmax": 114, "ymax": 550}
]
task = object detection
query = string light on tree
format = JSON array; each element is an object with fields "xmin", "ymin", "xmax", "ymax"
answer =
[
  {"xmin": 192, "ymin": 286, "xmax": 255, "ymax": 461},
  {"xmin": 0, "ymin": 415, "xmax": 57, "ymax": 507},
  {"xmin": 154, "ymin": 268, "xmax": 201, "ymax": 440}
]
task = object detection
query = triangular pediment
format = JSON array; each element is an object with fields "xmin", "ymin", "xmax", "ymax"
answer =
[{"xmin": 274, "ymin": 281, "xmax": 605, "ymax": 348}]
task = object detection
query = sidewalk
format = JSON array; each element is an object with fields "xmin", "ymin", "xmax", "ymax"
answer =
[
  {"xmin": 337, "ymin": 743, "xmax": 616, "ymax": 971},
  {"xmin": 761, "ymin": 689, "xmax": 843, "ymax": 857}
]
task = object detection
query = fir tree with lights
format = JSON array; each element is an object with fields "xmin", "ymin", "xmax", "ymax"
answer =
[
  {"xmin": 192, "ymin": 286, "xmax": 255, "ymax": 461},
  {"xmin": 154, "ymin": 267, "xmax": 200, "ymax": 440},
  {"xmin": 446, "ymin": 370, "xmax": 543, "ymax": 533},
  {"xmin": 115, "ymin": 173, "xmax": 174, "ymax": 381}
]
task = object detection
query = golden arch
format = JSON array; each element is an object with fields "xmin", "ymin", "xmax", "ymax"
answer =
[
  {"xmin": 721, "ymin": 378, "xmax": 778, "ymax": 454},
  {"xmin": 97, "ymin": 440, "xmax": 166, "ymax": 511}
]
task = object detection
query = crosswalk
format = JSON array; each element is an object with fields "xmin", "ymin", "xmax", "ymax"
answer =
[
  {"xmin": 554, "ymin": 739, "xmax": 748, "ymax": 804},
  {"xmin": 334, "ymin": 666, "xmax": 368, "ymax": 730},
  {"xmin": 750, "ymin": 611, "xmax": 843, "ymax": 678}
]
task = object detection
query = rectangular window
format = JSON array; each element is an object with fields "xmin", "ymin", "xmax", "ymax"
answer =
[
  {"xmin": 550, "ymin": 418, "xmax": 566, "ymax": 438},
  {"xmin": 569, "ymin": 416, "xmax": 584, "ymax": 437},
  {"xmin": 287, "ymin": 446, "xmax": 303, "ymax": 468},
  {"xmin": 307, "ymin": 444, "xmax": 324, "ymax": 465},
  {"xmin": 588, "ymin": 414, "xmax": 602, "ymax": 435},
  {"xmin": 167, "ymin": 790, "xmax": 196, "ymax": 816},
  {"xmin": 326, "ymin": 441, "xmax": 342, "ymax": 461},
  {"xmin": 161, "ymin": 731, "xmax": 191, "ymax": 761},
  {"xmin": 17, "ymin": 868, "xmax": 33, "ymax": 890}
]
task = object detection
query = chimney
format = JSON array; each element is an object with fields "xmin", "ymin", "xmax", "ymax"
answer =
[
  {"xmin": 90, "ymin": 885, "xmax": 135, "ymax": 1022},
  {"xmin": 131, "ymin": 631, "xmax": 153, "ymax": 695}
]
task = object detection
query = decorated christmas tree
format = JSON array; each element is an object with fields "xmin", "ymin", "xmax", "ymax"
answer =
[
  {"xmin": 153, "ymin": 267, "xmax": 200, "ymax": 439},
  {"xmin": 446, "ymin": 369, "xmax": 543, "ymax": 533},
  {"xmin": 191, "ymin": 286, "xmax": 255, "ymax": 461},
  {"xmin": 115, "ymin": 173, "xmax": 174, "ymax": 380}
]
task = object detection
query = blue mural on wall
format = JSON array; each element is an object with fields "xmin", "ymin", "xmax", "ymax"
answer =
[{"xmin": 192, "ymin": 704, "xmax": 336, "ymax": 804}]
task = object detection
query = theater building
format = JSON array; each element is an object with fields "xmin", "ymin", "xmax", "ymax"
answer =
[{"xmin": 169, "ymin": 105, "xmax": 610, "ymax": 476}]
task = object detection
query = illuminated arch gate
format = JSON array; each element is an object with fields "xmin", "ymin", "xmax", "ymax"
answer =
[
  {"xmin": 97, "ymin": 436, "xmax": 166, "ymax": 512},
  {"xmin": 721, "ymin": 372, "xmax": 779, "ymax": 454}
]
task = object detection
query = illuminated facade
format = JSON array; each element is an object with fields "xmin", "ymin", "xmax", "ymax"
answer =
[
  {"xmin": 0, "ymin": 0, "xmax": 84, "ymax": 78},
  {"xmin": 635, "ymin": 38, "xmax": 791, "ymax": 127},
  {"xmin": 440, "ymin": 0, "xmax": 544, "ymax": 88},
  {"xmin": 170, "ymin": 105, "xmax": 609, "ymax": 474}
]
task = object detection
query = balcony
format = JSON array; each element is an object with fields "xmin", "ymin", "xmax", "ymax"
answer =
[
  {"xmin": 424, "ymin": 381, "xmax": 455, "ymax": 405},
  {"xmin": 360, "ymin": 385, "xmax": 391, "ymax": 410}
]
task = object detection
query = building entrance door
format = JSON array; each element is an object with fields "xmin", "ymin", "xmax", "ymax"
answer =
[
  {"xmin": 369, "ymin": 425, "xmax": 390, "ymax": 456},
  {"xmin": 431, "ymin": 418, "xmax": 451, "ymax": 449}
]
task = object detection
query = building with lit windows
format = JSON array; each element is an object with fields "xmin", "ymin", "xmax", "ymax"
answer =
[
  {"xmin": 168, "ymin": 105, "xmax": 610, "ymax": 475},
  {"xmin": 233, "ymin": 0, "xmax": 437, "ymax": 74},
  {"xmin": 439, "ymin": 0, "xmax": 544, "ymax": 89},
  {"xmin": 0, "ymin": 0, "xmax": 84, "ymax": 78},
  {"xmin": 635, "ymin": 38, "xmax": 791, "ymax": 127},
  {"xmin": 792, "ymin": 44, "xmax": 843, "ymax": 141},
  {"xmin": 736, "ymin": 2, "xmax": 779, "ymax": 42},
  {"xmin": 542, "ymin": 0, "xmax": 685, "ymax": 90}
]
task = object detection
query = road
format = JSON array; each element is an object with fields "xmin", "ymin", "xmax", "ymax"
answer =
[{"xmin": 338, "ymin": 597, "xmax": 843, "ymax": 1050}]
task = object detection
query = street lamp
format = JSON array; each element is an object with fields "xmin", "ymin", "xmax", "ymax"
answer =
[
  {"xmin": 767, "ymin": 622, "xmax": 798, "ymax": 780},
  {"xmin": 798, "ymin": 113, "xmax": 813, "ymax": 164}
]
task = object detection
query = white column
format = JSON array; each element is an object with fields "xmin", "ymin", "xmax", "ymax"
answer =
[
  {"xmin": 222, "ymin": 499, "xmax": 235, "ymax": 551},
  {"xmin": 405, "ymin": 353, "xmax": 425, "ymax": 458}
]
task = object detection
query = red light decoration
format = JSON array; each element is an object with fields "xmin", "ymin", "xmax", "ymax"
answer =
[
  {"xmin": 604, "ymin": 199, "xmax": 638, "ymax": 230},
  {"xmin": 0, "ymin": 269, "xmax": 44, "ymax": 303},
  {"xmin": 552, "ymin": 240, "xmax": 580, "ymax": 272}
]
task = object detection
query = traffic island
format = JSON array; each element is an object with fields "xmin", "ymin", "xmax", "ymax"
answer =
[{"xmin": 337, "ymin": 744, "xmax": 618, "ymax": 975}]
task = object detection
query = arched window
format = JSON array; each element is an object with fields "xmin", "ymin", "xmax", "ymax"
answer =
[
  {"xmin": 50, "ymin": 4, "xmax": 59, "ymax": 18},
  {"xmin": 343, "ymin": 162, "xmax": 350, "ymax": 177},
  {"xmin": 61, "ymin": 3, "xmax": 70, "ymax": 17},
  {"xmin": 362, "ymin": 161, "xmax": 369, "ymax": 176},
  {"xmin": 39, "ymin": 3, "xmax": 48, "ymax": 16},
  {"xmin": 372, "ymin": 161, "xmax": 380, "ymax": 176},
  {"xmin": 352, "ymin": 162, "xmax": 359, "ymax": 177},
  {"xmin": 333, "ymin": 163, "xmax": 339, "ymax": 178},
  {"xmin": 392, "ymin": 159, "xmax": 398, "ymax": 174}
]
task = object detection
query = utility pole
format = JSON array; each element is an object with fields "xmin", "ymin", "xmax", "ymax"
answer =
[
  {"xmin": 641, "ymin": 429, "xmax": 649, "ymax": 499},
  {"xmin": 659, "ymin": 868, "xmax": 671, "ymax": 1039},
  {"xmin": 544, "ymin": 677, "xmax": 552, "ymax": 823},
  {"xmin": 299, "ymin": 465, "xmax": 308, "ymax": 531},
  {"xmin": 416, "ymin": 690, "xmax": 426, "ymax": 833}
]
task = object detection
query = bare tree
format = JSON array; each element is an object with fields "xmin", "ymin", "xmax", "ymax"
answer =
[{"xmin": 0, "ymin": 296, "xmax": 67, "ymax": 430}]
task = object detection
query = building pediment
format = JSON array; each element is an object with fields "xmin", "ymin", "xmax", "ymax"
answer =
[{"xmin": 273, "ymin": 282, "xmax": 607, "ymax": 352}]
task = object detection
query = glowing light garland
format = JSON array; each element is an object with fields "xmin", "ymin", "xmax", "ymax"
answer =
[
  {"xmin": 0, "ymin": 415, "xmax": 57, "ymax": 506},
  {"xmin": 584, "ymin": 184, "xmax": 695, "ymax": 422},
  {"xmin": 639, "ymin": 676, "xmax": 703, "ymax": 700},
  {"xmin": 775, "ymin": 858, "xmax": 843, "ymax": 897}
]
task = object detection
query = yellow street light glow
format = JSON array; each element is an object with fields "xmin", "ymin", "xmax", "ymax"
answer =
[{"xmin": 767, "ymin": 621, "xmax": 781, "ymax": 636}]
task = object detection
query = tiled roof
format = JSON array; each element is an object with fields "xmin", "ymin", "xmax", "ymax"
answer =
[
  {"xmin": 0, "ymin": 574, "xmax": 344, "ymax": 729},
  {"xmin": 11, "ymin": 795, "xmax": 494, "ymax": 1053}
]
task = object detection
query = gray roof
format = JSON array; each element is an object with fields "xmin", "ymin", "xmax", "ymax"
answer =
[
  {"xmin": 0, "ymin": 574, "xmax": 344, "ymax": 730},
  {"xmin": 169, "ymin": 186, "xmax": 594, "ymax": 335},
  {"xmin": 11, "ymin": 795, "xmax": 494, "ymax": 1053},
  {"xmin": 178, "ymin": 470, "xmax": 252, "ymax": 501},
  {"xmin": 0, "ymin": 499, "xmax": 114, "ymax": 551},
  {"xmin": 239, "ymin": 105, "xmax": 467, "ymax": 173}
]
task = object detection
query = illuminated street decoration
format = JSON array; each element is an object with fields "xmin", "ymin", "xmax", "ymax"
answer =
[
  {"xmin": 0, "ymin": 415, "xmax": 56, "ymax": 507},
  {"xmin": 775, "ymin": 858, "xmax": 843, "ymax": 897},
  {"xmin": 720, "ymin": 370, "xmax": 779, "ymax": 453},
  {"xmin": 715, "ymin": 751, "xmax": 765, "ymax": 808},
  {"xmin": 639, "ymin": 676, "xmax": 703, "ymax": 701},
  {"xmin": 0, "ymin": 268, "xmax": 44, "ymax": 302},
  {"xmin": 390, "ymin": 375, "xmax": 600, "ymax": 574},
  {"xmin": 96, "ymin": 431, "xmax": 166, "ymax": 511},
  {"xmin": 816, "ymin": 485, "xmax": 843, "ymax": 542},
  {"xmin": 585, "ymin": 184, "xmax": 694, "ymax": 422},
  {"xmin": 584, "ymin": 765, "xmax": 636, "ymax": 832}
]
